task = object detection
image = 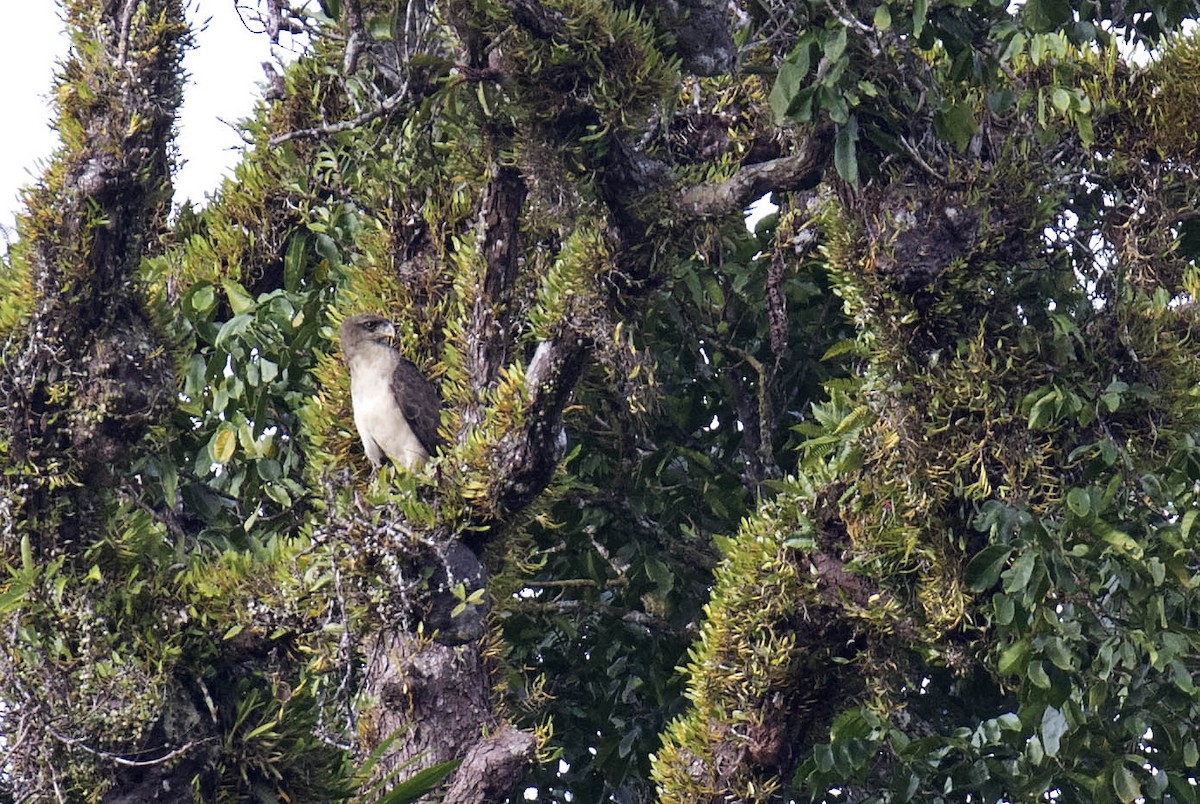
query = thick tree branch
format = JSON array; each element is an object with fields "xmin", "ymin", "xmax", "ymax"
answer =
[
  {"xmin": 2, "ymin": 0, "xmax": 183, "ymax": 536},
  {"xmin": 269, "ymin": 87, "xmax": 409, "ymax": 145},
  {"xmin": 463, "ymin": 166, "xmax": 527, "ymax": 431},
  {"xmin": 358, "ymin": 632, "xmax": 535, "ymax": 802},
  {"xmin": 674, "ymin": 127, "xmax": 834, "ymax": 219},
  {"xmin": 341, "ymin": 0, "xmax": 366, "ymax": 74},
  {"xmin": 494, "ymin": 337, "xmax": 589, "ymax": 512},
  {"xmin": 442, "ymin": 725, "xmax": 538, "ymax": 803},
  {"xmin": 642, "ymin": 0, "xmax": 735, "ymax": 76}
]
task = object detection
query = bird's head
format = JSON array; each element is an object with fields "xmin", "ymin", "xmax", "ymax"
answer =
[{"xmin": 340, "ymin": 313, "xmax": 397, "ymax": 351}]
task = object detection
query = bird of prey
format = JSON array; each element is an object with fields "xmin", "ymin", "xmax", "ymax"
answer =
[{"xmin": 339, "ymin": 313, "xmax": 445, "ymax": 469}]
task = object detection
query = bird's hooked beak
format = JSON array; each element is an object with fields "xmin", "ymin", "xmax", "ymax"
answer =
[{"xmin": 380, "ymin": 321, "xmax": 397, "ymax": 344}]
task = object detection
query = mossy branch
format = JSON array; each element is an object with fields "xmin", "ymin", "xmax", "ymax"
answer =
[{"xmin": 674, "ymin": 127, "xmax": 834, "ymax": 219}]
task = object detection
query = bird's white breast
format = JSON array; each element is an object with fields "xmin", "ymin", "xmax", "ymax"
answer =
[{"xmin": 348, "ymin": 345, "xmax": 428, "ymax": 469}]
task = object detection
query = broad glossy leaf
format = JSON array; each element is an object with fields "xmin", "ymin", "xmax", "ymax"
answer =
[
  {"xmin": 834, "ymin": 117, "xmax": 860, "ymax": 187},
  {"xmin": 934, "ymin": 101, "xmax": 977, "ymax": 152},
  {"xmin": 966, "ymin": 544, "xmax": 1013, "ymax": 592},
  {"xmin": 1024, "ymin": 0, "xmax": 1072, "ymax": 32},
  {"xmin": 222, "ymin": 279, "xmax": 256, "ymax": 315},
  {"xmin": 211, "ymin": 425, "xmax": 237, "ymax": 464},
  {"xmin": 1040, "ymin": 706, "xmax": 1067, "ymax": 757},
  {"xmin": 1112, "ymin": 764, "xmax": 1142, "ymax": 804}
]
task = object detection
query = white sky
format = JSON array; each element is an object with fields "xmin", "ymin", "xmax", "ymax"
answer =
[{"xmin": 0, "ymin": 2, "xmax": 287, "ymax": 234}]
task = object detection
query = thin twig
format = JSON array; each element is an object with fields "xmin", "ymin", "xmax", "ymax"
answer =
[
  {"xmin": 269, "ymin": 87, "xmax": 409, "ymax": 145},
  {"xmin": 898, "ymin": 135, "xmax": 947, "ymax": 183},
  {"xmin": 516, "ymin": 598, "xmax": 664, "ymax": 630},
  {"xmin": 45, "ymin": 723, "xmax": 215, "ymax": 768},
  {"xmin": 519, "ymin": 578, "xmax": 599, "ymax": 589},
  {"xmin": 116, "ymin": 0, "xmax": 139, "ymax": 66}
]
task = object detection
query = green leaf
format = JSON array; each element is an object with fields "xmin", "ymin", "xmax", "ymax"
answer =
[
  {"xmin": 966, "ymin": 544, "xmax": 1012, "ymax": 592},
  {"xmin": 368, "ymin": 12, "xmax": 394, "ymax": 40},
  {"xmin": 1112, "ymin": 764, "xmax": 1142, "ymax": 804},
  {"xmin": 874, "ymin": 5, "xmax": 891, "ymax": 30},
  {"xmin": 283, "ymin": 232, "xmax": 307, "ymax": 293},
  {"xmin": 1095, "ymin": 522, "xmax": 1142, "ymax": 559},
  {"xmin": 834, "ymin": 116, "xmax": 860, "ymax": 187},
  {"xmin": 1003, "ymin": 549, "xmax": 1035, "ymax": 594},
  {"xmin": 161, "ymin": 458, "xmax": 178, "ymax": 507},
  {"xmin": 1040, "ymin": 706, "xmax": 1068, "ymax": 757},
  {"xmin": 822, "ymin": 338, "xmax": 865, "ymax": 360},
  {"xmin": 912, "ymin": 0, "xmax": 927, "ymax": 38},
  {"xmin": 378, "ymin": 759, "xmax": 462, "ymax": 804},
  {"xmin": 618, "ymin": 726, "xmax": 639, "ymax": 757},
  {"xmin": 256, "ymin": 459, "xmax": 282, "ymax": 482},
  {"xmin": 1000, "ymin": 31, "xmax": 1027, "ymax": 63},
  {"xmin": 257, "ymin": 358, "xmax": 279, "ymax": 385},
  {"xmin": 1147, "ymin": 768, "xmax": 1169, "ymax": 797},
  {"xmin": 0, "ymin": 576, "xmax": 31, "ymax": 615},
  {"xmin": 821, "ymin": 85, "xmax": 850, "ymax": 124},
  {"xmin": 1181, "ymin": 509, "xmax": 1198, "ymax": 542},
  {"xmin": 1066, "ymin": 487, "xmax": 1090, "ymax": 517},
  {"xmin": 20, "ymin": 532, "xmax": 32, "ymax": 573},
  {"xmin": 1045, "ymin": 638, "xmax": 1074, "ymax": 671},
  {"xmin": 264, "ymin": 483, "xmax": 292, "ymax": 507},
  {"xmin": 214, "ymin": 313, "xmax": 253, "ymax": 348},
  {"xmin": 1076, "ymin": 113, "xmax": 1095, "ymax": 147},
  {"xmin": 997, "ymin": 638, "xmax": 1029, "ymax": 675},
  {"xmin": 683, "ymin": 271, "xmax": 704, "ymax": 307},
  {"xmin": 993, "ymin": 592, "xmax": 1014, "ymax": 625},
  {"xmin": 1027, "ymin": 735, "xmax": 1045, "ymax": 766},
  {"xmin": 222, "ymin": 279, "xmax": 256, "ymax": 315},
  {"xmin": 1029, "ymin": 392, "xmax": 1058, "ymax": 430},
  {"xmin": 823, "ymin": 27, "xmax": 848, "ymax": 63},
  {"xmin": 357, "ymin": 725, "xmax": 416, "ymax": 795},
  {"xmin": 1028, "ymin": 660, "xmax": 1051, "ymax": 689},
  {"xmin": 770, "ymin": 60, "xmax": 808, "ymax": 123},
  {"xmin": 187, "ymin": 282, "xmax": 216, "ymax": 316},
  {"xmin": 211, "ymin": 425, "xmax": 237, "ymax": 464},
  {"xmin": 1050, "ymin": 87, "xmax": 1072, "ymax": 113},
  {"xmin": 830, "ymin": 708, "xmax": 878, "ymax": 740},
  {"xmin": 934, "ymin": 101, "xmax": 977, "ymax": 152},
  {"xmin": 183, "ymin": 354, "xmax": 208, "ymax": 401},
  {"xmin": 645, "ymin": 557, "xmax": 674, "ymax": 593},
  {"xmin": 315, "ymin": 233, "xmax": 341, "ymax": 267},
  {"xmin": 702, "ymin": 275, "xmax": 726, "ymax": 309},
  {"xmin": 1024, "ymin": 0, "xmax": 1071, "ymax": 33}
]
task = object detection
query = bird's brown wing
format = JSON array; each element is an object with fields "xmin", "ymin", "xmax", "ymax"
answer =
[{"xmin": 391, "ymin": 357, "xmax": 446, "ymax": 455}]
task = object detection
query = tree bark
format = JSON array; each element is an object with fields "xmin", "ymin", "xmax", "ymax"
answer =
[
  {"xmin": 3, "ymin": 0, "xmax": 183, "ymax": 545},
  {"xmin": 358, "ymin": 630, "xmax": 536, "ymax": 802},
  {"xmin": 675, "ymin": 128, "xmax": 834, "ymax": 219},
  {"xmin": 0, "ymin": 1, "xmax": 194, "ymax": 797}
]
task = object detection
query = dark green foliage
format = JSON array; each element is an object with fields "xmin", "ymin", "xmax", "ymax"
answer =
[
  {"xmin": 658, "ymin": 8, "xmax": 1200, "ymax": 800},
  {"xmin": 152, "ymin": 277, "xmax": 332, "ymax": 547},
  {"xmin": 503, "ymin": 212, "xmax": 852, "ymax": 799}
]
